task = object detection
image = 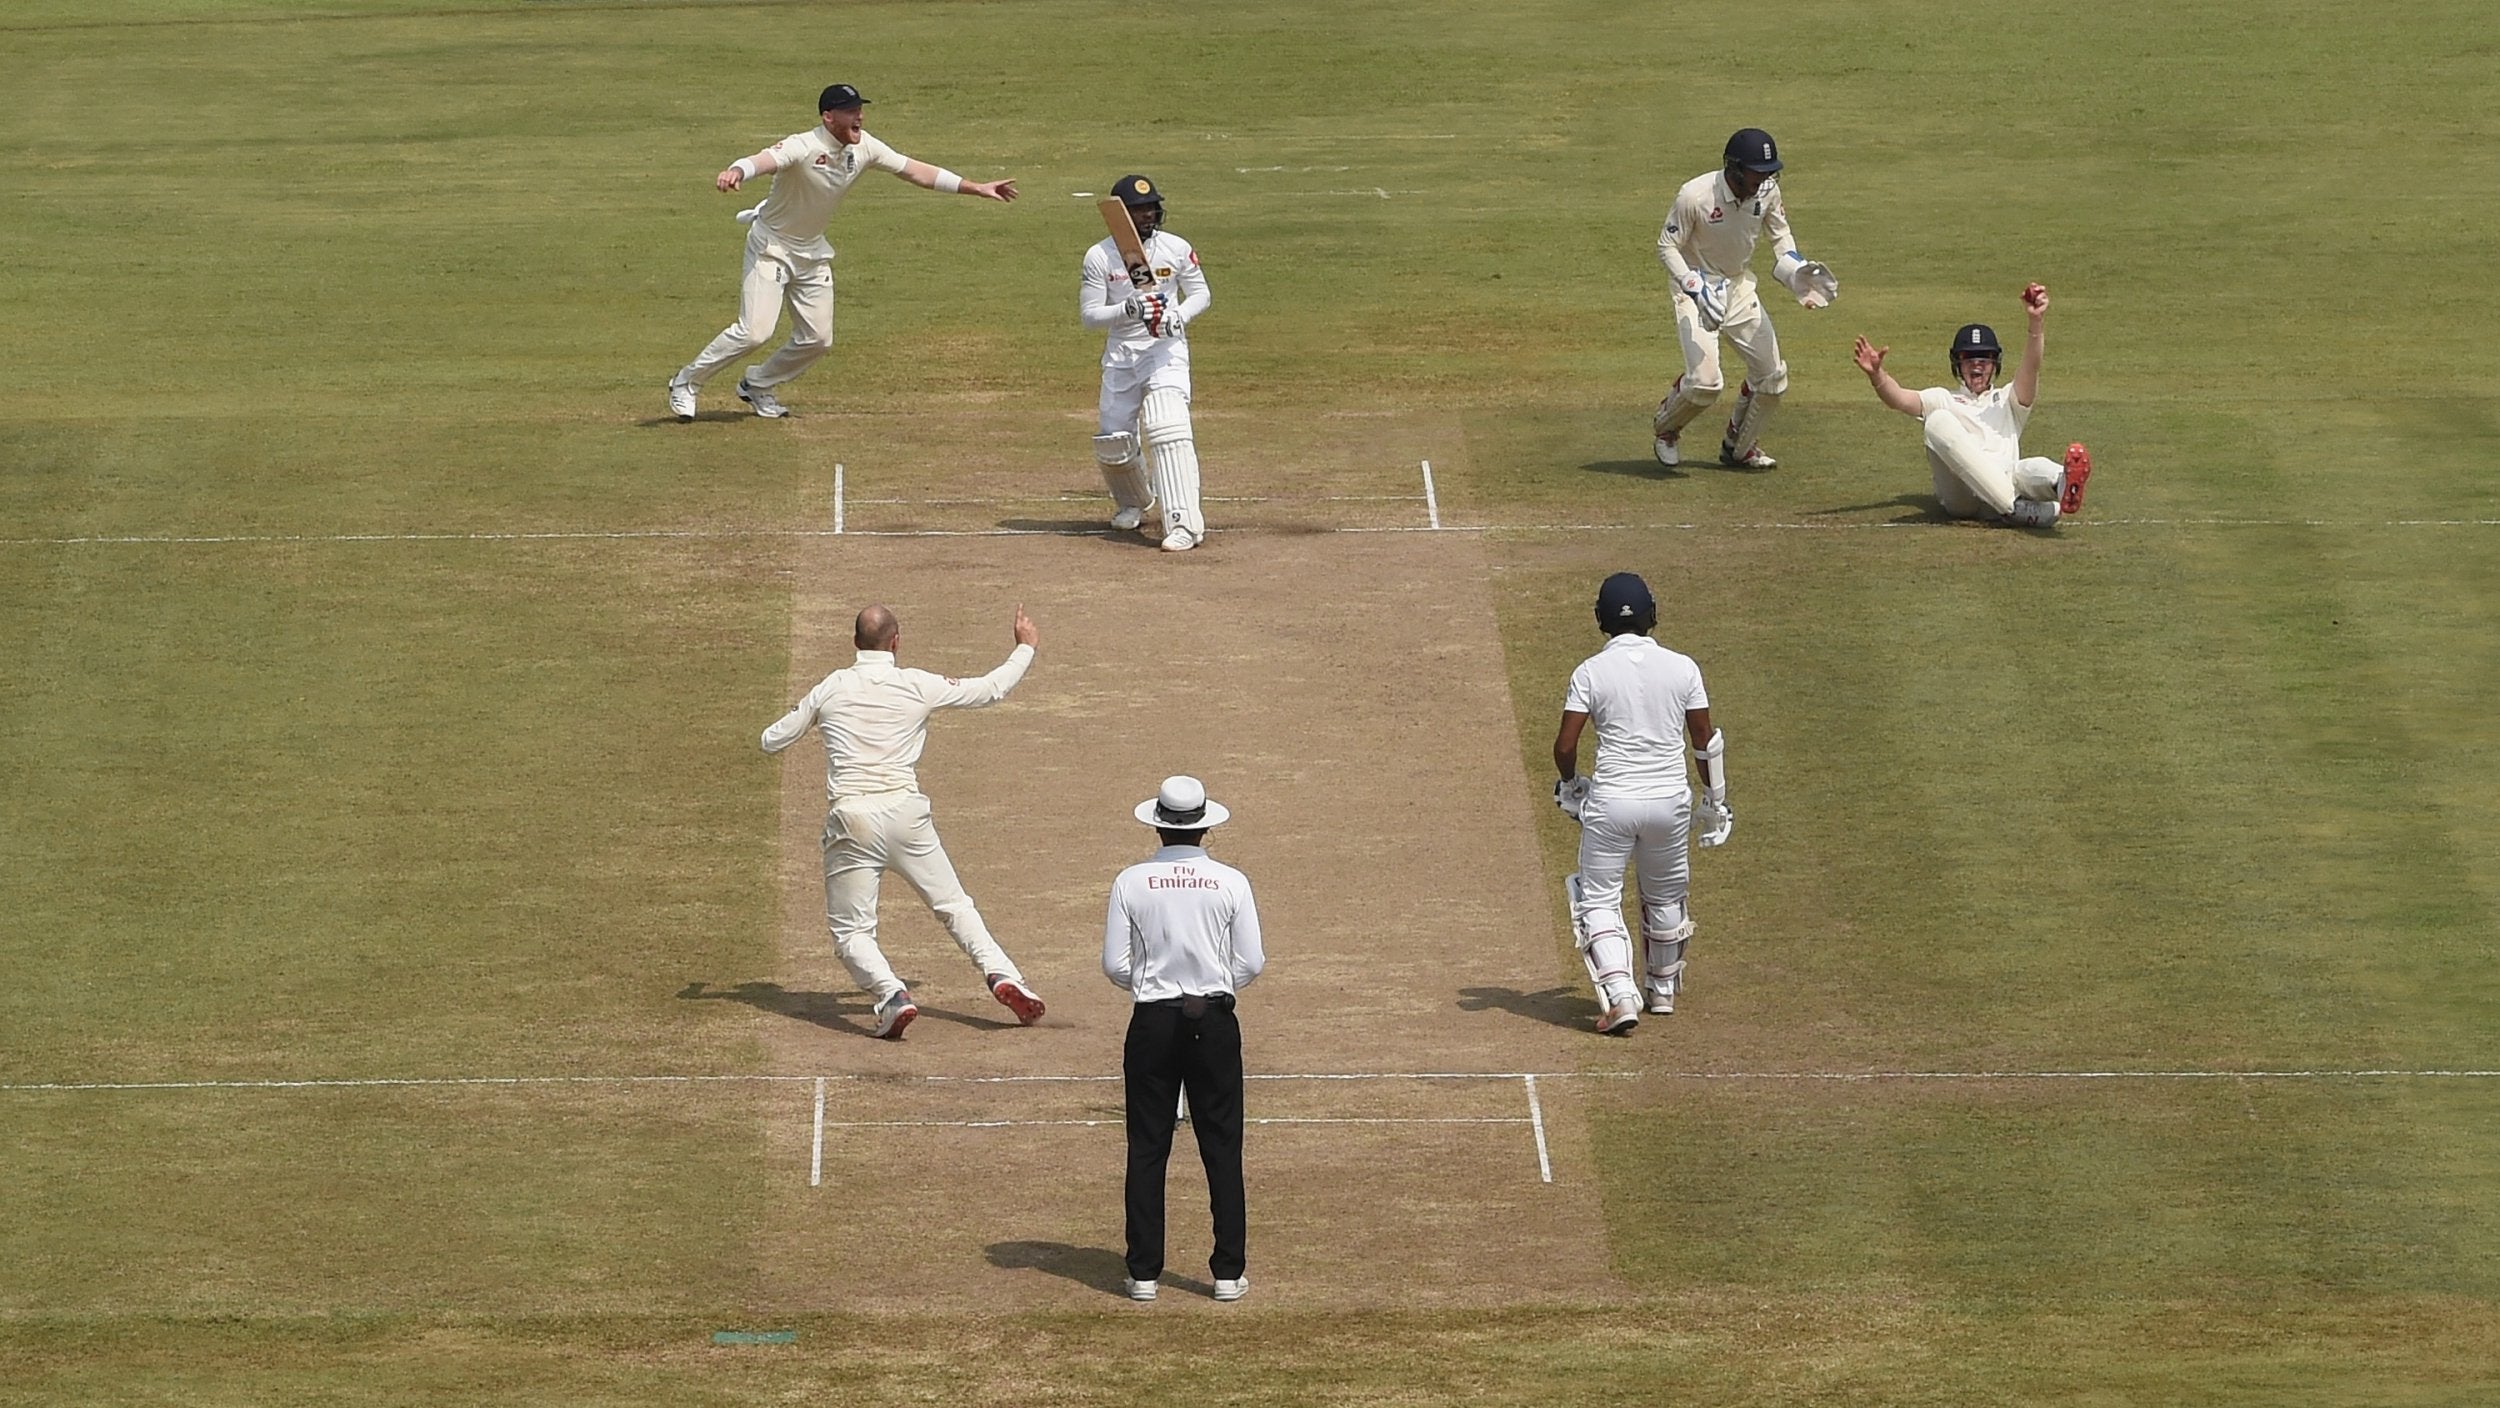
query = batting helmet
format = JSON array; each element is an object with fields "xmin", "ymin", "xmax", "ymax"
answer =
[
  {"xmin": 1723, "ymin": 128, "xmax": 1782, "ymax": 174},
  {"xmin": 1113, "ymin": 174, "xmax": 1162, "ymax": 208},
  {"xmin": 1949, "ymin": 323, "xmax": 2003, "ymax": 372},
  {"xmin": 1594, "ymin": 573, "xmax": 1657, "ymax": 635}
]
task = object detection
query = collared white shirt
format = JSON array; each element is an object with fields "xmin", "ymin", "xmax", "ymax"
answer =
[
  {"xmin": 1102, "ymin": 845, "xmax": 1265, "ymax": 1002},
  {"xmin": 1079, "ymin": 229, "xmax": 1212, "ymax": 371},
  {"xmin": 751, "ymin": 127, "xmax": 910, "ymax": 258},
  {"xmin": 1564, "ymin": 634, "xmax": 1709, "ymax": 800},
  {"xmin": 1656, "ymin": 170, "xmax": 1798, "ymax": 295},
  {"xmin": 1918, "ymin": 383, "xmax": 2033, "ymax": 462},
  {"xmin": 761, "ymin": 644, "xmax": 1033, "ymax": 799}
]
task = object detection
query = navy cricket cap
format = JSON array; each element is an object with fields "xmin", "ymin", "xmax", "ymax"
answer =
[
  {"xmin": 1724, "ymin": 127, "xmax": 1782, "ymax": 173},
  {"xmin": 1950, "ymin": 322, "xmax": 2003, "ymax": 366},
  {"xmin": 1595, "ymin": 573, "xmax": 1656, "ymax": 633},
  {"xmin": 1114, "ymin": 174, "xmax": 1162, "ymax": 208},
  {"xmin": 819, "ymin": 84, "xmax": 869, "ymax": 111}
]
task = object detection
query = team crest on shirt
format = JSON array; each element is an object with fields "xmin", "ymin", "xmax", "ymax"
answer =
[
  {"xmin": 1153, "ymin": 266, "xmax": 1173, "ymax": 279},
  {"xmin": 1706, "ymin": 206, "xmax": 1724, "ymax": 222}
]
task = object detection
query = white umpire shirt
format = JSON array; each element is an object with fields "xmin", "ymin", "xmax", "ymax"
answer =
[
  {"xmin": 1102, "ymin": 846, "xmax": 1266, "ymax": 1002},
  {"xmin": 1918, "ymin": 383, "xmax": 2033, "ymax": 462},
  {"xmin": 751, "ymin": 127, "xmax": 910, "ymax": 259},
  {"xmin": 1079, "ymin": 230, "xmax": 1212, "ymax": 375},
  {"xmin": 1563, "ymin": 634, "xmax": 1709, "ymax": 801},
  {"xmin": 760, "ymin": 644, "xmax": 1033, "ymax": 800},
  {"xmin": 1656, "ymin": 170, "xmax": 1799, "ymax": 296}
]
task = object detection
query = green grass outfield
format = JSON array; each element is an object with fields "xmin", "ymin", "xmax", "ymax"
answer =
[{"xmin": 5, "ymin": 0, "xmax": 2498, "ymax": 1402}]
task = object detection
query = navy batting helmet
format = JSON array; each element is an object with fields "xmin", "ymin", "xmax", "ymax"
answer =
[
  {"xmin": 1594, "ymin": 573, "xmax": 1657, "ymax": 635},
  {"xmin": 1724, "ymin": 128, "xmax": 1782, "ymax": 174},
  {"xmin": 1949, "ymin": 323, "xmax": 2003, "ymax": 372},
  {"xmin": 1113, "ymin": 174, "xmax": 1162, "ymax": 208}
]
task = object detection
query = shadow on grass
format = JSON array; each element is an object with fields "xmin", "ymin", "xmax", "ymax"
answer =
[
  {"xmin": 1456, "ymin": 984, "xmax": 1594, "ymax": 1032},
  {"xmin": 985, "ymin": 1240, "xmax": 1135, "ymax": 1298},
  {"xmin": 1804, "ymin": 493, "xmax": 1949, "ymax": 523},
  {"xmin": 1580, "ymin": 457, "xmax": 1685, "ymax": 481},
  {"xmin": 675, "ymin": 980, "xmax": 867, "ymax": 1037}
]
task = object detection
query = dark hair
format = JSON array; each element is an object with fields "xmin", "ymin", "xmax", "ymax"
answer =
[{"xmin": 1155, "ymin": 828, "xmax": 1209, "ymax": 847}]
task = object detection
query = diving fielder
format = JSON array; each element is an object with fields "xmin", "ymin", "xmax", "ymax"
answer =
[
  {"xmin": 1853, "ymin": 282, "xmax": 2093, "ymax": 527},
  {"xmin": 1552, "ymin": 573, "xmax": 1730, "ymax": 1035},
  {"xmin": 1652, "ymin": 127, "xmax": 1838, "ymax": 470},
  {"xmin": 1080, "ymin": 174, "xmax": 1214, "ymax": 552},
  {"xmin": 667, "ymin": 84, "xmax": 1018, "ymax": 422}
]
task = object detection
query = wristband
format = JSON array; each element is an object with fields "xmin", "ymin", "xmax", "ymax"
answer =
[
  {"xmin": 932, "ymin": 168, "xmax": 962, "ymax": 194},
  {"xmin": 732, "ymin": 157, "xmax": 759, "ymax": 181}
]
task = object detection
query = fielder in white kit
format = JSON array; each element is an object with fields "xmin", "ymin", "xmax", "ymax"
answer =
[
  {"xmin": 1852, "ymin": 282, "xmax": 2094, "ymax": 527},
  {"xmin": 1080, "ymin": 175, "xmax": 1214, "ymax": 551},
  {"xmin": 668, "ymin": 84, "xmax": 1019, "ymax": 421},
  {"xmin": 1552, "ymin": 573, "xmax": 1732, "ymax": 1035},
  {"xmin": 761, "ymin": 602, "xmax": 1047, "ymax": 1040},
  {"xmin": 1652, "ymin": 127, "xmax": 1839, "ymax": 470}
]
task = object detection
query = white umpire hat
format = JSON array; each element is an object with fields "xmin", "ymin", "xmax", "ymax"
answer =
[{"xmin": 1135, "ymin": 775, "xmax": 1230, "ymax": 829}]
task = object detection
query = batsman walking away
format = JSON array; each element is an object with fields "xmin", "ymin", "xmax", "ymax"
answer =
[
  {"xmin": 1080, "ymin": 174, "xmax": 1214, "ymax": 552},
  {"xmin": 667, "ymin": 83, "xmax": 1018, "ymax": 422},
  {"xmin": 1853, "ymin": 281, "xmax": 2095, "ymax": 527},
  {"xmin": 1552, "ymin": 573, "xmax": 1731, "ymax": 1036},
  {"xmin": 760, "ymin": 602, "xmax": 1048, "ymax": 1040},
  {"xmin": 1652, "ymin": 127, "xmax": 1838, "ymax": 471}
]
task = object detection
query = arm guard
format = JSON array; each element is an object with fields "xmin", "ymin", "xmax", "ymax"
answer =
[{"xmin": 1695, "ymin": 728, "xmax": 1727, "ymax": 804}]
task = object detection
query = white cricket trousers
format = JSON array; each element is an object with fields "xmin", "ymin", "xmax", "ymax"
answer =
[
  {"xmin": 1924, "ymin": 411, "xmax": 2064, "ymax": 519},
  {"xmin": 1573, "ymin": 792, "xmax": 1693, "ymax": 949},
  {"xmin": 1658, "ymin": 286, "xmax": 1790, "ymax": 436},
  {"xmin": 677, "ymin": 228, "xmax": 834, "ymax": 390},
  {"xmin": 821, "ymin": 792, "xmax": 1025, "ymax": 1004}
]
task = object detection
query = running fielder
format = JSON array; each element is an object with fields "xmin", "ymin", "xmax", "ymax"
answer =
[
  {"xmin": 1652, "ymin": 127, "xmax": 1838, "ymax": 470},
  {"xmin": 667, "ymin": 84, "xmax": 1017, "ymax": 421},
  {"xmin": 1080, "ymin": 174, "xmax": 1214, "ymax": 552},
  {"xmin": 1552, "ymin": 573, "xmax": 1731, "ymax": 1035},
  {"xmin": 1853, "ymin": 282, "xmax": 2093, "ymax": 527}
]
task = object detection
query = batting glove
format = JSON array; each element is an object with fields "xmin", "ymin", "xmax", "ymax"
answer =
[
  {"xmin": 1694, "ymin": 792, "xmax": 1734, "ymax": 848},
  {"xmin": 1554, "ymin": 776, "xmax": 1590, "ymax": 821},
  {"xmin": 1680, "ymin": 273, "xmax": 1728, "ymax": 332}
]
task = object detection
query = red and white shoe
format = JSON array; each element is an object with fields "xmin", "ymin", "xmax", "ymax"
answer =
[
  {"xmin": 989, "ymin": 975, "xmax": 1046, "ymax": 1026},
  {"xmin": 1596, "ymin": 993, "xmax": 1642, "ymax": 1036},
  {"xmin": 2059, "ymin": 443, "xmax": 2093, "ymax": 515},
  {"xmin": 870, "ymin": 989, "xmax": 918, "ymax": 1040}
]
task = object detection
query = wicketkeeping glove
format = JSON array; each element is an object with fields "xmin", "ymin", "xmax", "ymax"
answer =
[
  {"xmin": 1694, "ymin": 791, "xmax": 1734, "ymax": 848},
  {"xmin": 1554, "ymin": 776, "xmax": 1590, "ymax": 821},
  {"xmin": 1774, "ymin": 251, "xmax": 1838, "ymax": 309},
  {"xmin": 1680, "ymin": 272, "xmax": 1730, "ymax": 332}
]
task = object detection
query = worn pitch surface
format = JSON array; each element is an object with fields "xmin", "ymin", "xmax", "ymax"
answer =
[{"xmin": 757, "ymin": 528, "xmax": 1621, "ymax": 1308}]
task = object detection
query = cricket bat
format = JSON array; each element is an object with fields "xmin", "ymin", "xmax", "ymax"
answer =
[{"xmin": 1097, "ymin": 197, "xmax": 1155, "ymax": 291}]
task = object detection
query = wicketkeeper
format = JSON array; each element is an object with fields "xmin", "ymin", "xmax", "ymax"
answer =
[
  {"xmin": 1652, "ymin": 127, "xmax": 1837, "ymax": 470},
  {"xmin": 1079, "ymin": 174, "xmax": 1214, "ymax": 552},
  {"xmin": 1552, "ymin": 574, "xmax": 1730, "ymax": 1035}
]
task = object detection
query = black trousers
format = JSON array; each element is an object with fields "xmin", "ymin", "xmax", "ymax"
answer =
[{"xmin": 1122, "ymin": 997, "xmax": 1246, "ymax": 1282}]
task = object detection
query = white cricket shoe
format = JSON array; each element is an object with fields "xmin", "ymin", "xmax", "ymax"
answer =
[
  {"xmin": 736, "ymin": 377, "xmax": 790, "ymax": 419},
  {"xmin": 1110, "ymin": 506, "xmax": 1145, "ymax": 532},
  {"xmin": 667, "ymin": 378, "xmax": 697, "ymax": 422},
  {"xmin": 1719, "ymin": 442, "xmax": 1777, "ymax": 469},
  {"xmin": 1213, "ymin": 1275, "xmax": 1249, "ymax": 1302},
  {"xmin": 1596, "ymin": 993, "xmax": 1642, "ymax": 1036},
  {"xmin": 988, "ymin": 975, "xmax": 1046, "ymax": 1026},
  {"xmin": 1160, "ymin": 527, "xmax": 1199, "ymax": 553},
  {"xmin": 1125, "ymin": 1278, "xmax": 1158, "ymax": 1302},
  {"xmin": 1653, "ymin": 430, "xmax": 1680, "ymax": 467},
  {"xmin": 869, "ymin": 988, "xmax": 917, "ymax": 1040},
  {"xmin": 1646, "ymin": 981, "xmax": 1677, "ymax": 1015}
]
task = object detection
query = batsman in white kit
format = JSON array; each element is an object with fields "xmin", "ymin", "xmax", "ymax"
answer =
[
  {"xmin": 1853, "ymin": 282, "xmax": 2093, "ymax": 527},
  {"xmin": 667, "ymin": 84, "xmax": 1018, "ymax": 422},
  {"xmin": 1080, "ymin": 175, "xmax": 1214, "ymax": 552},
  {"xmin": 1652, "ymin": 127, "xmax": 1839, "ymax": 470},
  {"xmin": 760, "ymin": 603, "xmax": 1047, "ymax": 1040},
  {"xmin": 1552, "ymin": 574, "xmax": 1732, "ymax": 1035}
]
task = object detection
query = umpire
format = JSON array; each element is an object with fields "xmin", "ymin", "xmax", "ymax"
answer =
[{"xmin": 1101, "ymin": 775, "xmax": 1266, "ymax": 1303}]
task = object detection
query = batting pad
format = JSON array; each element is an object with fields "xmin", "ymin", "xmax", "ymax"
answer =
[{"xmin": 1142, "ymin": 387, "xmax": 1202, "ymax": 537}]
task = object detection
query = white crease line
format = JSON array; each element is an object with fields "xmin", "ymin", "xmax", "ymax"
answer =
[
  {"xmin": 1524, "ymin": 1075, "xmax": 1553, "ymax": 1184},
  {"xmin": 844, "ymin": 494, "xmax": 1425, "ymax": 505},
  {"xmin": 819, "ymin": 1117, "xmax": 1531, "ymax": 1129},
  {"xmin": 809, "ymin": 1077, "xmax": 825, "ymax": 1187},
  {"xmin": 1236, "ymin": 165, "xmax": 1352, "ymax": 173},
  {"xmin": 832, "ymin": 463, "xmax": 844, "ymax": 535},
  {"xmin": 1420, "ymin": 459, "xmax": 1442, "ymax": 530}
]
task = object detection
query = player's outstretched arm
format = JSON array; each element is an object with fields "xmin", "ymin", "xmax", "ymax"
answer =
[
  {"xmin": 716, "ymin": 149, "xmax": 780, "ymax": 193},
  {"xmin": 1854, "ymin": 337, "xmax": 1924, "ymax": 416},
  {"xmin": 897, "ymin": 159, "xmax": 1018, "ymax": 201},
  {"xmin": 2013, "ymin": 282, "xmax": 2048, "ymax": 408}
]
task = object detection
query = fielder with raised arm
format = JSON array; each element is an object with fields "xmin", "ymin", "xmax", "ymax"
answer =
[
  {"xmin": 1079, "ymin": 175, "xmax": 1214, "ymax": 552},
  {"xmin": 1652, "ymin": 127, "xmax": 1838, "ymax": 470},
  {"xmin": 667, "ymin": 84, "xmax": 1018, "ymax": 422},
  {"xmin": 761, "ymin": 602, "xmax": 1048, "ymax": 1040},
  {"xmin": 1552, "ymin": 573, "xmax": 1730, "ymax": 1035},
  {"xmin": 1853, "ymin": 282, "xmax": 2094, "ymax": 527}
]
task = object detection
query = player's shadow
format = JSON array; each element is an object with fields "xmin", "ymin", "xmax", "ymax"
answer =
[
  {"xmin": 1580, "ymin": 457, "xmax": 1686, "ymax": 481},
  {"xmin": 1804, "ymin": 493, "xmax": 1948, "ymax": 523},
  {"xmin": 994, "ymin": 517, "xmax": 1167, "ymax": 549},
  {"xmin": 676, "ymin": 980, "xmax": 867, "ymax": 1036},
  {"xmin": 1456, "ymin": 984, "xmax": 1596, "ymax": 1032},
  {"xmin": 633, "ymin": 412, "xmax": 763, "ymax": 428},
  {"xmin": 984, "ymin": 1240, "xmax": 1139, "ymax": 1298}
]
